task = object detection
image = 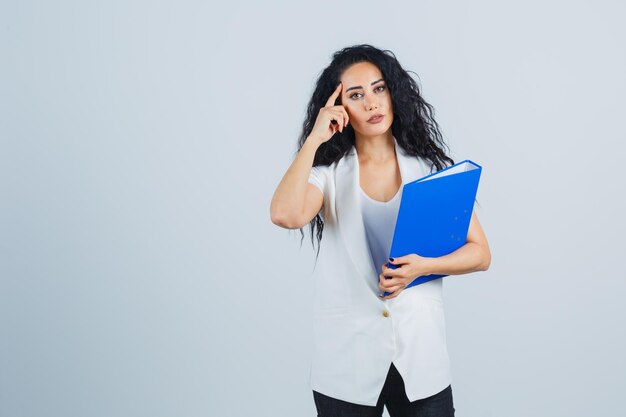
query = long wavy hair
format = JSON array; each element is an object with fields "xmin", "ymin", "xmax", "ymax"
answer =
[{"xmin": 295, "ymin": 44, "xmax": 456, "ymax": 260}]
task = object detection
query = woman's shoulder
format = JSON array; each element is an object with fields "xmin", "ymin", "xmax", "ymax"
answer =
[
  {"xmin": 312, "ymin": 159, "xmax": 340, "ymax": 174},
  {"xmin": 416, "ymin": 155, "xmax": 453, "ymax": 175}
]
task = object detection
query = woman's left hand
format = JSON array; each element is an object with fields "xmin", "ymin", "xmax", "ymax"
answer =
[{"xmin": 378, "ymin": 254, "xmax": 432, "ymax": 299}]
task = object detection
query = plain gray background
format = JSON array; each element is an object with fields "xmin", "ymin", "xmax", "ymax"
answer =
[{"xmin": 1, "ymin": 1, "xmax": 625, "ymax": 416}]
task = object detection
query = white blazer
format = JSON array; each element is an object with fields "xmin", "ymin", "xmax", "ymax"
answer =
[{"xmin": 307, "ymin": 136, "xmax": 453, "ymax": 406}]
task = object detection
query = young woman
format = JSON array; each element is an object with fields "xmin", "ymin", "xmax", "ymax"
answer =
[{"xmin": 270, "ymin": 44, "xmax": 491, "ymax": 417}]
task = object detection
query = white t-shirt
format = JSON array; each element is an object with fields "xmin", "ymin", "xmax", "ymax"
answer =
[
  {"xmin": 359, "ymin": 184, "xmax": 403, "ymax": 287},
  {"xmin": 309, "ymin": 166, "xmax": 404, "ymax": 280},
  {"xmin": 308, "ymin": 166, "xmax": 326, "ymax": 195}
]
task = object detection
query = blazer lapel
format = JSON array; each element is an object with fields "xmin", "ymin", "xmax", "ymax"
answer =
[{"xmin": 335, "ymin": 136, "xmax": 429, "ymax": 297}]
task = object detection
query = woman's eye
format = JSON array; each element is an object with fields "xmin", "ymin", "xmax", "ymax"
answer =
[{"xmin": 350, "ymin": 86, "xmax": 386, "ymax": 100}]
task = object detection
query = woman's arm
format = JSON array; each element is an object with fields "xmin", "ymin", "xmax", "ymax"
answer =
[
  {"xmin": 380, "ymin": 210, "xmax": 491, "ymax": 298},
  {"xmin": 424, "ymin": 211, "xmax": 491, "ymax": 275},
  {"xmin": 270, "ymin": 135, "xmax": 324, "ymax": 229}
]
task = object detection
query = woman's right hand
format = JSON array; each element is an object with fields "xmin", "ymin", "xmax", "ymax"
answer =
[{"xmin": 309, "ymin": 82, "xmax": 350, "ymax": 144}]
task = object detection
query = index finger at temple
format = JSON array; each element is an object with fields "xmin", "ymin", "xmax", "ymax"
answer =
[{"xmin": 325, "ymin": 82, "xmax": 342, "ymax": 107}]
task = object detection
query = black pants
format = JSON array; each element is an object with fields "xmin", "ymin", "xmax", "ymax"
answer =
[{"xmin": 312, "ymin": 362, "xmax": 455, "ymax": 417}]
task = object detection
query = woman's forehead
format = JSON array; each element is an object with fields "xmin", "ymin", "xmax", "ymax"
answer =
[{"xmin": 340, "ymin": 62, "xmax": 383, "ymax": 86}]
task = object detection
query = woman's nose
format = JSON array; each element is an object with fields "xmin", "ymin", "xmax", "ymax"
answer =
[{"xmin": 364, "ymin": 99, "xmax": 379, "ymax": 111}]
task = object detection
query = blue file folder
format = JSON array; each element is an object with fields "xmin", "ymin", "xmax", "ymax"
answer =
[{"xmin": 382, "ymin": 159, "xmax": 482, "ymax": 296}]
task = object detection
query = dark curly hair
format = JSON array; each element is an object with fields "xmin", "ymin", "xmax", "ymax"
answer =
[{"xmin": 295, "ymin": 44, "xmax": 456, "ymax": 261}]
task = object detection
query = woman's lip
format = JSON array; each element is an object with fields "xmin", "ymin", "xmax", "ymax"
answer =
[{"xmin": 367, "ymin": 115, "xmax": 384, "ymax": 123}]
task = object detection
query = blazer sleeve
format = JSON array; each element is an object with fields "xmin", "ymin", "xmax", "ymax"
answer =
[{"xmin": 308, "ymin": 166, "xmax": 327, "ymax": 196}]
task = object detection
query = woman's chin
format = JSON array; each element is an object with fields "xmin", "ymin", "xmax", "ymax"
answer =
[
  {"xmin": 352, "ymin": 122, "xmax": 392, "ymax": 136},
  {"xmin": 364, "ymin": 123, "xmax": 392, "ymax": 135}
]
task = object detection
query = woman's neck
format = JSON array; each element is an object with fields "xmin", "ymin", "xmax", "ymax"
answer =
[{"xmin": 355, "ymin": 133, "xmax": 395, "ymax": 163}]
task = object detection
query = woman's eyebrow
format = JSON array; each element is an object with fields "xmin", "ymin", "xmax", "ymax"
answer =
[{"xmin": 345, "ymin": 78, "xmax": 385, "ymax": 93}]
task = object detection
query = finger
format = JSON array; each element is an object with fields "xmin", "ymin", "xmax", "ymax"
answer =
[
  {"xmin": 329, "ymin": 120, "xmax": 338, "ymax": 134},
  {"xmin": 388, "ymin": 256, "xmax": 406, "ymax": 266},
  {"xmin": 385, "ymin": 291, "xmax": 400, "ymax": 299},
  {"xmin": 379, "ymin": 276, "xmax": 403, "ymax": 289},
  {"xmin": 381, "ymin": 263, "xmax": 400, "ymax": 277},
  {"xmin": 385, "ymin": 286, "xmax": 405, "ymax": 296},
  {"xmin": 341, "ymin": 107, "xmax": 350, "ymax": 127},
  {"xmin": 331, "ymin": 106, "xmax": 349, "ymax": 127},
  {"xmin": 383, "ymin": 290, "xmax": 398, "ymax": 299},
  {"xmin": 380, "ymin": 283, "xmax": 402, "ymax": 294},
  {"xmin": 325, "ymin": 82, "xmax": 343, "ymax": 107},
  {"xmin": 381, "ymin": 262, "xmax": 391, "ymax": 272},
  {"xmin": 380, "ymin": 272, "xmax": 403, "ymax": 283},
  {"xmin": 328, "ymin": 110, "xmax": 345, "ymax": 132}
]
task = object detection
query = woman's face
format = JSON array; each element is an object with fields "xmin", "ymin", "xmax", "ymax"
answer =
[{"xmin": 339, "ymin": 61, "xmax": 394, "ymax": 137}]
